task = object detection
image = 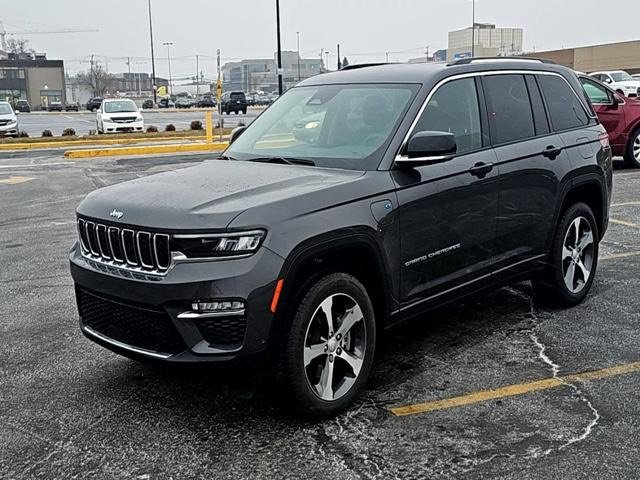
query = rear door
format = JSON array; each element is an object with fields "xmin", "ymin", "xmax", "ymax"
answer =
[
  {"xmin": 484, "ymin": 73, "xmax": 569, "ymax": 275},
  {"xmin": 394, "ymin": 77, "xmax": 499, "ymax": 308}
]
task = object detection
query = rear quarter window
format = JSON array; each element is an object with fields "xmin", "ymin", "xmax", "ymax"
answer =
[{"xmin": 537, "ymin": 75, "xmax": 590, "ymax": 132}]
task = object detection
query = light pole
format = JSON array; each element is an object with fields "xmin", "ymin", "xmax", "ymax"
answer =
[
  {"xmin": 163, "ymin": 41, "xmax": 174, "ymax": 95},
  {"xmin": 275, "ymin": 0, "xmax": 283, "ymax": 95},
  {"xmin": 471, "ymin": 0, "xmax": 476, "ymax": 57},
  {"xmin": 325, "ymin": 51, "xmax": 330, "ymax": 72},
  {"xmin": 147, "ymin": 0, "xmax": 157, "ymax": 103},
  {"xmin": 296, "ymin": 31, "xmax": 301, "ymax": 81}
]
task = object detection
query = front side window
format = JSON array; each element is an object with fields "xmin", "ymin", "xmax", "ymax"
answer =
[
  {"xmin": 483, "ymin": 74, "xmax": 535, "ymax": 145},
  {"xmin": 412, "ymin": 77, "xmax": 482, "ymax": 155},
  {"xmin": 580, "ymin": 77, "xmax": 611, "ymax": 104},
  {"xmin": 104, "ymin": 100, "xmax": 138, "ymax": 113},
  {"xmin": 538, "ymin": 75, "xmax": 589, "ymax": 131},
  {"xmin": 226, "ymin": 83, "xmax": 418, "ymax": 171}
]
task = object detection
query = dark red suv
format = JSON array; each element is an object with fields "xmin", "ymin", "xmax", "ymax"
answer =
[{"xmin": 581, "ymin": 75, "xmax": 640, "ymax": 167}]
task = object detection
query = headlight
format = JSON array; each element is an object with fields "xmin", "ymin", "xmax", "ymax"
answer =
[{"xmin": 172, "ymin": 230, "xmax": 265, "ymax": 258}]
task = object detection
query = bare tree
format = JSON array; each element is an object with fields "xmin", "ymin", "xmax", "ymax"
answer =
[
  {"xmin": 6, "ymin": 38, "xmax": 35, "ymax": 56},
  {"xmin": 76, "ymin": 63, "xmax": 115, "ymax": 97}
]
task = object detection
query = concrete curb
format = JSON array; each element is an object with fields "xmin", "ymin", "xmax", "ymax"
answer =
[{"xmin": 64, "ymin": 142, "xmax": 229, "ymax": 159}]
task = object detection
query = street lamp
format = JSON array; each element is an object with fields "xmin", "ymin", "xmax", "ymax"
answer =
[
  {"xmin": 325, "ymin": 51, "xmax": 330, "ymax": 72},
  {"xmin": 148, "ymin": 0, "xmax": 157, "ymax": 103},
  {"xmin": 163, "ymin": 41, "xmax": 174, "ymax": 95},
  {"xmin": 471, "ymin": 0, "xmax": 476, "ymax": 57},
  {"xmin": 275, "ymin": 0, "xmax": 283, "ymax": 95},
  {"xmin": 296, "ymin": 31, "xmax": 301, "ymax": 81}
]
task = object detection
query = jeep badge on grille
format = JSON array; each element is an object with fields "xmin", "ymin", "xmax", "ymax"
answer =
[{"xmin": 109, "ymin": 209, "xmax": 124, "ymax": 219}]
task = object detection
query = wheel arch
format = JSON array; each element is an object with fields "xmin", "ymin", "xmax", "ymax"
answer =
[{"xmin": 555, "ymin": 174, "xmax": 607, "ymax": 240}]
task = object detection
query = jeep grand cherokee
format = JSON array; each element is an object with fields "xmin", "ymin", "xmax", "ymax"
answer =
[{"xmin": 70, "ymin": 58, "xmax": 612, "ymax": 416}]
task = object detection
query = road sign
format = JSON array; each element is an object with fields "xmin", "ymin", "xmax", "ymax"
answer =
[{"xmin": 157, "ymin": 86, "xmax": 167, "ymax": 97}]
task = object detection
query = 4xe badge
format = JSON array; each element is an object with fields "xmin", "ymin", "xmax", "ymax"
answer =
[{"xmin": 109, "ymin": 209, "xmax": 124, "ymax": 219}]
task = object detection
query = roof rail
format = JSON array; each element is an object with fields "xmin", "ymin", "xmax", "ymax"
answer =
[
  {"xmin": 339, "ymin": 62, "xmax": 392, "ymax": 71},
  {"xmin": 448, "ymin": 56, "xmax": 557, "ymax": 66}
]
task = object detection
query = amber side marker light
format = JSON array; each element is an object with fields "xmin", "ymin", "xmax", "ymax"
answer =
[{"xmin": 270, "ymin": 279, "xmax": 284, "ymax": 313}]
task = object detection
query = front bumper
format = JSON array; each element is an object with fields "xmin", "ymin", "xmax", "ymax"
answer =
[
  {"xmin": 70, "ymin": 243, "xmax": 285, "ymax": 363},
  {"xmin": 0, "ymin": 123, "xmax": 18, "ymax": 136},
  {"xmin": 102, "ymin": 120, "xmax": 144, "ymax": 133}
]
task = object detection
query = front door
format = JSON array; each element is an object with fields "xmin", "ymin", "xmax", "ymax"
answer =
[{"xmin": 393, "ymin": 77, "xmax": 499, "ymax": 307}]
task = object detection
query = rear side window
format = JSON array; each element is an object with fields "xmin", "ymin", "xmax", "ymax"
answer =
[
  {"xmin": 538, "ymin": 75, "xmax": 589, "ymax": 131},
  {"xmin": 413, "ymin": 77, "xmax": 482, "ymax": 154},
  {"xmin": 483, "ymin": 74, "xmax": 535, "ymax": 145}
]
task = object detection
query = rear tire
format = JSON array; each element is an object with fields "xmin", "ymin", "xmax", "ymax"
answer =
[
  {"xmin": 532, "ymin": 202, "xmax": 599, "ymax": 306},
  {"xmin": 623, "ymin": 128, "xmax": 640, "ymax": 169},
  {"xmin": 281, "ymin": 273, "xmax": 376, "ymax": 417}
]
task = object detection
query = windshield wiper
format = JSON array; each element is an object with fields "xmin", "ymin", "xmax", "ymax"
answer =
[
  {"xmin": 216, "ymin": 154, "xmax": 236, "ymax": 160},
  {"xmin": 248, "ymin": 156, "xmax": 315, "ymax": 166}
]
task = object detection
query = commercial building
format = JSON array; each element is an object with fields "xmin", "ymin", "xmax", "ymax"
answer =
[
  {"xmin": 222, "ymin": 51, "xmax": 323, "ymax": 92},
  {"xmin": 448, "ymin": 23, "xmax": 523, "ymax": 61},
  {"xmin": 522, "ymin": 40, "xmax": 640, "ymax": 75},
  {"xmin": 0, "ymin": 54, "xmax": 65, "ymax": 108}
]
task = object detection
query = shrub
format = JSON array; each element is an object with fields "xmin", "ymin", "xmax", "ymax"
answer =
[
  {"xmin": 18, "ymin": 131, "xmax": 29, "ymax": 138},
  {"xmin": 165, "ymin": 124, "xmax": 176, "ymax": 132},
  {"xmin": 42, "ymin": 129, "xmax": 53, "ymax": 137},
  {"xmin": 190, "ymin": 120, "xmax": 203, "ymax": 130},
  {"xmin": 62, "ymin": 128, "xmax": 76, "ymax": 137},
  {"xmin": 146, "ymin": 125, "xmax": 159, "ymax": 133}
]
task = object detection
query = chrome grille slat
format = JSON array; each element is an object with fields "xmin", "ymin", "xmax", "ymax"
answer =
[{"xmin": 76, "ymin": 217, "xmax": 171, "ymax": 276}]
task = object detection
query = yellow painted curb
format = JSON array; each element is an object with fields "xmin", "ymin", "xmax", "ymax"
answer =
[
  {"xmin": 64, "ymin": 142, "xmax": 229, "ymax": 159},
  {"xmin": 0, "ymin": 135, "xmax": 219, "ymax": 151}
]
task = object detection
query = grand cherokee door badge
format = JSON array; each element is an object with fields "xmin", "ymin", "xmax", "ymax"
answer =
[{"xmin": 405, "ymin": 243, "xmax": 461, "ymax": 267}]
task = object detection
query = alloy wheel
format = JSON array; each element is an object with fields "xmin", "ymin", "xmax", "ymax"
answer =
[
  {"xmin": 562, "ymin": 216, "xmax": 594, "ymax": 294},
  {"xmin": 634, "ymin": 133, "xmax": 640, "ymax": 162},
  {"xmin": 303, "ymin": 293, "xmax": 366, "ymax": 402}
]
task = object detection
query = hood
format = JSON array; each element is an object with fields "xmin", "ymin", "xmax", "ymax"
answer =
[
  {"xmin": 77, "ymin": 160, "xmax": 363, "ymax": 230},
  {"xmin": 0, "ymin": 112, "xmax": 16, "ymax": 120}
]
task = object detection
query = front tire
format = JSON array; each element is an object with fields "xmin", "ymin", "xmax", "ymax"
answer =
[
  {"xmin": 281, "ymin": 273, "xmax": 376, "ymax": 416},
  {"xmin": 624, "ymin": 129, "xmax": 640, "ymax": 168},
  {"xmin": 533, "ymin": 202, "xmax": 599, "ymax": 306}
]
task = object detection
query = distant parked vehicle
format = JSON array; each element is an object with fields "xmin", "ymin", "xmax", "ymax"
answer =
[
  {"xmin": 0, "ymin": 101, "xmax": 19, "ymax": 137},
  {"xmin": 175, "ymin": 97, "xmax": 192, "ymax": 109},
  {"xmin": 157, "ymin": 98, "xmax": 175, "ymax": 109},
  {"xmin": 220, "ymin": 91, "xmax": 247, "ymax": 114},
  {"xmin": 589, "ymin": 71, "xmax": 640, "ymax": 98},
  {"xmin": 65, "ymin": 101, "xmax": 79, "ymax": 112},
  {"xmin": 580, "ymin": 75, "xmax": 640, "ymax": 168},
  {"xmin": 96, "ymin": 98, "xmax": 144, "ymax": 134},
  {"xmin": 48, "ymin": 101, "xmax": 63, "ymax": 112},
  {"xmin": 14, "ymin": 100, "xmax": 30, "ymax": 113},
  {"xmin": 142, "ymin": 99, "xmax": 154, "ymax": 109},
  {"xmin": 87, "ymin": 97, "xmax": 103, "ymax": 112},
  {"xmin": 196, "ymin": 96, "xmax": 216, "ymax": 108}
]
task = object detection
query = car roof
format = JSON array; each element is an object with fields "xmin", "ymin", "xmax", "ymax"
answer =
[
  {"xmin": 103, "ymin": 98, "xmax": 134, "ymax": 102},
  {"xmin": 298, "ymin": 59, "xmax": 576, "ymax": 86}
]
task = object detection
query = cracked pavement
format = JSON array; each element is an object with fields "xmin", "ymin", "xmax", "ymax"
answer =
[{"xmin": 2, "ymin": 152, "xmax": 640, "ymax": 479}]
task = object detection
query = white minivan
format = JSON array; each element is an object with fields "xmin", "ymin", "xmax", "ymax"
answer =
[
  {"xmin": 96, "ymin": 98, "xmax": 144, "ymax": 134},
  {"xmin": 0, "ymin": 101, "xmax": 19, "ymax": 137}
]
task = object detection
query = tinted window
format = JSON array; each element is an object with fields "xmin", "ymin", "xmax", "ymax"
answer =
[
  {"xmin": 231, "ymin": 92, "xmax": 246, "ymax": 100},
  {"xmin": 483, "ymin": 74, "xmax": 535, "ymax": 145},
  {"xmin": 525, "ymin": 75, "xmax": 550, "ymax": 135},
  {"xmin": 538, "ymin": 75, "xmax": 589, "ymax": 131},
  {"xmin": 413, "ymin": 78, "xmax": 482, "ymax": 154},
  {"xmin": 580, "ymin": 77, "xmax": 611, "ymax": 104}
]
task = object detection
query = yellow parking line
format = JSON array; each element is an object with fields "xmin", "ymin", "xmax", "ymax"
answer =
[
  {"xmin": 611, "ymin": 201, "xmax": 640, "ymax": 207},
  {"xmin": 600, "ymin": 251, "xmax": 640, "ymax": 261},
  {"xmin": 610, "ymin": 218, "xmax": 640, "ymax": 228},
  {"xmin": 0, "ymin": 175, "xmax": 34, "ymax": 185},
  {"xmin": 391, "ymin": 361, "xmax": 640, "ymax": 417},
  {"xmin": 64, "ymin": 142, "xmax": 228, "ymax": 159}
]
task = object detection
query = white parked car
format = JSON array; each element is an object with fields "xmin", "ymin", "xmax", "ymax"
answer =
[
  {"xmin": 0, "ymin": 101, "xmax": 19, "ymax": 137},
  {"xmin": 96, "ymin": 98, "xmax": 144, "ymax": 134},
  {"xmin": 589, "ymin": 70, "xmax": 640, "ymax": 98}
]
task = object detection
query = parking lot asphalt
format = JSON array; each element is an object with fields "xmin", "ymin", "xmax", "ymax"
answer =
[
  {"xmin": 13, "ymin": 109, "xmax": 261, "ymax": 137},
  {"xmin": 2, "ymin": 152, "xmax": 640, "ymax": 479}
]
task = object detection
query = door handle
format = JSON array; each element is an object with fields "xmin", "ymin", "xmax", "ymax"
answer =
[
  {"xmin": 542, "ymin": 145, "xmax": 563, "ymax": 160},
  {"xmin": 469, "ymin": 162, "xmax": 494, "ymax": 178}
]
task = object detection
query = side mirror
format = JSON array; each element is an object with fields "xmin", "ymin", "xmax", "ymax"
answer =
[
  {"xmin": 396, "ymin": 131, "xmax": 457, "ymax": 167},
  {"xmin": 604, "ymin": 78, "xmax": 612, "ymax": 84},
  {"xmin": 14, "ymin": 111, "xmax": 19, "ymax": 115},
  {"xmin": 229, "ymin": 126, "xmax": 247, "ymax": 145}
]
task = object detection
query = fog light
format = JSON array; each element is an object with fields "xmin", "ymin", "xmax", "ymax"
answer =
[{"xmin": 191, "ymin": 300, "xmax": 245, "ymax": 313}]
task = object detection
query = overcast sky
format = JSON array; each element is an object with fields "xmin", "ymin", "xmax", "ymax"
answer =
[{"xmin": 2, "ymin": 0, "xmax": 639, "ymax": 79}]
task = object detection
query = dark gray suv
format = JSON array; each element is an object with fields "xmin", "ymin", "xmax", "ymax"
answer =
[{"xmin": 70, "ymin": 58, "xmax": 612, "ymax": 416}]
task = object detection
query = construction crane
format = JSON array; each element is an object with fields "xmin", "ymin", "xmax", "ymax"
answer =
[{"xmin": 0, "ymin": 21, "xmax": 98, "ymax": 52}]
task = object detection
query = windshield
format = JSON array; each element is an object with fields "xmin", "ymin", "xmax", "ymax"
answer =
[
  {"xmin": 0, "ymin": 104, "xmax": 13, "ymax": 114},
  {"xmin": 104, "ymin": 100, "xmax": 138, "ymax": 113},
  {"xmin": 611, "ymin": 72, "xmax": 633, "ymax": 82},
  {"xmin": 226, "ymin": 83, "xmax": 418, "ymax": 171}
]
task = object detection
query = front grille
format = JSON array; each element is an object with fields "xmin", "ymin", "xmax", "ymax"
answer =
[
  {"xmin": 77, "ymin": 288, "xmax": 185, "ymax": 355},
  {"xmin": 196, "ymin": 316, "xmax": 247, "ymax": 349},
  {"xmin": 112, "ymin": 117, "xmax": 137, "ymax": 123},
  {"xmin": 78, "ymin": 217, "xmax": 171, "ymax": 275},
  {"xmin": 0, "ymin": 119, "xmax": 10, "ymax": 126}
]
